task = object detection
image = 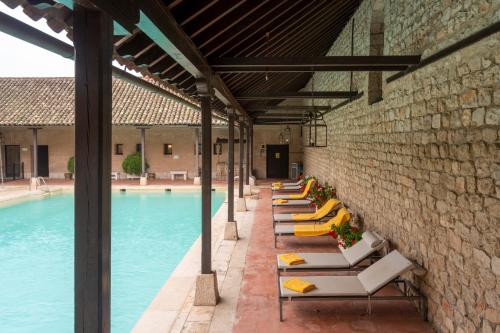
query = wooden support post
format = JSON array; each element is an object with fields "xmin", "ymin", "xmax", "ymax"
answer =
[
  {"xmin": 194, "ymin": 128, "xmax": 200, "ymax": 184},
  {"xmin": 140, "ymin": 128, "xmax": 148, "ymax": 185},
  {"xmin": 245, "ymin": 120, "xmax": 250, "ymax": 185},
  {"xmin": 224, "ymin": 108, "xmax": 238, "ymax": 240},
  {"xmin": 227, "ymin": 109, "xmax": 235, "ymax": 222},
  {"xmin": 239, "ymin": 123, "xmax": 244, "ymax": 198},
  {"xmin": 73, "ymin": 4, "xmax": 113, "ymax": 333},
  {"xmin": 250, "ymin": 121, "xmax": 254, "ymax": 178},
  {"xmin": 236, "ymin": 121, "xmax": 247, "ymax": 211},
  {"xmin": 141, "ymin": 128, "xmax": 146, "ymax": 176},
  {"xmin": 194, "ymin": 78, "xmax": 219, "ymax": 305},
  {"xmin": 30, "ymin": 128, "xmax": 38, "ymax": 186}
]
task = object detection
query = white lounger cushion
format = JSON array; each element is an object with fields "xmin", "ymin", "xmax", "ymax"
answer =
[
  {"xmin": 274, "ymin": 224, "xmax": 295, "ymax": 234},
  {"xmin": 358, "ymin": 250, "xmax": 413, "ymax": 294},
  {"xmin": 275, "ymin": 185, "xmax": 301, "ymax": 190},
  {"xmin": 343, "ymin": 232, "xmax": 384, "ymax": 266},
  {"xmin": 273, "ymin": 213, "xmax": 294, "ymax": 222},
  {"xmin": 280, "ymin": 276, "xmax": 368, "ymax": 298},
  {"xmin": 272, "ymin": 194, "xmax": 300, "ymax": 199},
  {"xmin": 279, "ymin": 250, "xmax": 413, "ymax": 298},
  {"xmin": 361, "ymin": 231, "xmax": 382, "ymax": 248},
  {"xmin": 277, "ymin": 253, "xmax": 349, "ymax": 270},
  {"xmin": 272, "ymin": 199, "xmax": 310, "ymax": 207}
]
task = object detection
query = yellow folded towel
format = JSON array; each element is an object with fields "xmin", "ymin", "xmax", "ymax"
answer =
[
  {"xmin": 279, "ymin": 253, "xmax": 305, "ymax": 265},
  {"xmin": 283, "ymin": 278, "xmax": 316, "ymax": 293},
  {"xmin": 273, "ymin": 199, "xmax": 288, "ymax": 204},
  {"xmin": 272, "ymin": 182, "xmax": 283, "ymax": 187},
  {"xmin": 294, "ymin": 208, "xmax": 351, "ymax": 237}
]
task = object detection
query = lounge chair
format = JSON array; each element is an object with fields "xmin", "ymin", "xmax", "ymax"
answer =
[
  {"xmin": 272, "ymin": 179, "xmax": 304, "ymax": 188},
  {"xmin": 278, "ymin": 250, "xmax": 427, "ymax": 321},
  {"xmin": 273, "ymin": 198, "xmax": 341, "ymax": 224},
  {"xmin": 273, "ymin": 207, "xmax": 351, "ymax": 247},
  {"xmin": 271, "ymin": 198, "xmax": 312, "ymax": 215},
  {"xmin": 277, "ymin": 231, "xmax": 386, "ymax": 275},
  {"xmin": 272, "ymin": 178, "xmax": 315, "ymax": 200},
  {"xmin": 272, "ymin": 199, "xmax": 311, "ymax": 207}
]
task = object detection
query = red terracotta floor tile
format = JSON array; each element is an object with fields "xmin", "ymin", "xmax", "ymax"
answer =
[{"xmin": 233, "ymin": 188, "xmax": 434, "ymax": 333}]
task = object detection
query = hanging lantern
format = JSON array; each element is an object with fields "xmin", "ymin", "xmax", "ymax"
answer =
[{"xmin": 283, "ymin": 126, "xmax": 292, "ymax": 144}]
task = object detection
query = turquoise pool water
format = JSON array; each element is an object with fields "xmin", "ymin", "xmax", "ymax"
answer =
[{"xmin": 0, "ymin": 191, "xmax": 224, "ymax": 333}]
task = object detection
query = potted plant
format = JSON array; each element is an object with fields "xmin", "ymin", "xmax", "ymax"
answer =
[
  {"xmin": 309, "ymin": 182, "xmax": 336, "ymax": 208},
  {"xmin": 328, "ymin": 223, "xmax": 362, "ymax": 249},
  {"xmin": 65, "ymin": 156, "xmax": 74, "ymax": 180},
  {"xmin": 122, "ymin": 152, "xmax": 148, "ymax": 177}
]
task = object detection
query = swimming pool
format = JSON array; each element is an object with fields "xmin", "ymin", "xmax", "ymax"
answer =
[{"xmin": 0, "ymin": 191, "xmax": 225, "ymax": 333}]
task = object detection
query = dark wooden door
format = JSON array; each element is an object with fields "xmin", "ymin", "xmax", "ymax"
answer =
[
  {"xmin": 37, "ymin": 145, "xmax": 49, "ymax": 177},
  {"xmin": 266, "ymin": 144, "xmax": 289, "ymax": 179},
  {"xmin": 5, "ymin": 145, "xmax": 20, "ymax": 178}
]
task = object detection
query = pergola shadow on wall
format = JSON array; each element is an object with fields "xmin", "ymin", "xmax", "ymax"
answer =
[{"xmin": 0, "ymin": 1, "xmax": 434, "ymax": 332}]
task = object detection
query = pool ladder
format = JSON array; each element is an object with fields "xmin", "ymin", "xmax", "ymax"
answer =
[{"xmin": 31, "ymin": 177, "xmax": 50, "ymax": 194}]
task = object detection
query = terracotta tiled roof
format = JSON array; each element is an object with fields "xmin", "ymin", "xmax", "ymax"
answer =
[{"xmin": 0, "ymin": 77, "xmax": 223, "ymax": 126}]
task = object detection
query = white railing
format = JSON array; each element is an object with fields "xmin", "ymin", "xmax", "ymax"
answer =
[{"xmin": 30, "ymin": 177, "xmax": 50, "ymax": 193}]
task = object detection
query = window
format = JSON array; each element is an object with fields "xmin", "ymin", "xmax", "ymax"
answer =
[
  {"xmin": 164, "ymin": 143, "xmax": 173, "ymax": 155},
  {"xmin": 136, "ymin": 144, "xmax": 141, "ymax": 153},
  {"xmin": 115, "ymin": 144, "xmax": 123, "ymax": 155}
]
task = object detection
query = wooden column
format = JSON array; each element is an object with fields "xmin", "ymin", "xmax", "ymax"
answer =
[
  {"xmin": 227, "ymin": 108, "xmax": 235, "ymax": 222},
  {"xmin": 194, "ymin": 79, "xmax": 219, "ymax": 305},
  {"xmin": 249, "ymin": 120, "xmax": 254, "ymax": 178},
  {"xmin": 195, "ymin": 128, "xmax": 199, "ymax": 176},
  {"xmin": 141, "ymin": 128, "xmax": 146, "ymax": 176},
  {"xmin": 197, "ymin": 79, "xmax": 213, "ymax": 274},
  {"xmin": 73, "ymin": 5, "xmax": 112, "ymax": 333},
  {"xmin": 31, "ymin": 128, "xmax": 38, "ymax": 178},
  {"xmin": 245, "ymin": 120, "xmax": 250, "ymax": 185},
  {"xmin": 238, "ymin": 122, "xmax": 244, "ymax": 198}
]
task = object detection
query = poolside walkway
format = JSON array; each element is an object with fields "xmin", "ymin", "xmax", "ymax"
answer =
[{"xmin": 232, "ymin": 188, "xmax": 434, "ymax": 333}]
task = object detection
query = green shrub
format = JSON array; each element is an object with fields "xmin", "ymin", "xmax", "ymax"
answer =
[
  {"xmin": 122, "ymin": 152, "xmax": 148, "ymax": 176},
  {"xmin": 67, "ymin": 156, "xmax": 75, "ymax": 174}
]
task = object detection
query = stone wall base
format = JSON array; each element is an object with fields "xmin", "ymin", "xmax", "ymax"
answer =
[
  {"xmin": 193, "ymin": 271, "xmax": 219, "ymax": 306},
  {"xmin": 223, "ymin": 221, "xmax": 238, "ymax": 240},
  {"xmin": 236, "ymin": 197, "xmax": 247, "ymax": 211}
]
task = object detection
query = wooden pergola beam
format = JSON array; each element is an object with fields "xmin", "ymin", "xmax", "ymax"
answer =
[
  {"xmin": 236, "ymin": 91, "xmax": 358, "ymax": 100},
  {"xmin": 210, "ymin": 56, "xmax": 421, "ymax": 72},
  {"xmin": 128, "ymin": 0, "xmax": 248, "ymax": 118},
  {"xmin": 246, "ymin": 105, "xmax": 330, "ymax": 112}
]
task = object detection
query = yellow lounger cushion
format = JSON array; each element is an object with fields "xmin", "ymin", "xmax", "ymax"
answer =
[
  {"xmin": 294, "ymin": 208, "xmax": 351, "ymax": 237},
  {"xmin": 287, "ymin": 179, "xmax": 315, "ymax": 199},
  {"xmin": 273, "ymin": 199, "xmax": 288, "ymax": 204},
  {"xmin": 279, "ymin": 253, "xmax": 305, "ymax": 266},
  {"xmin": 283, "ymin": 278, "xmax": 316, "ymax": 293},
  {"xmin": 291, "ymin": 199, "xmax": 340, "ymax": 221}
]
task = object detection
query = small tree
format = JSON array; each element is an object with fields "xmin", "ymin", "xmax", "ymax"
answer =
[
  {"xmin": 122, "ymin": 152, "xmax": 148, "ymax": 176},
  {"xmin": 67, "ymin": 156, "xmax": 75, "ymax": 174}
]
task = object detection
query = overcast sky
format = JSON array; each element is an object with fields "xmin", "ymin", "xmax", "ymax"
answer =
[
  {"xmin": 0, "ymin": 3, "xmax": 137, "ymax": 77},
  {"xmin": 0, "ymin": 3, "xmax": 75, "ymax": 77}
]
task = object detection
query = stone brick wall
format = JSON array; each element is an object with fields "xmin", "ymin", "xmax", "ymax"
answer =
[{"xmin": 301, "ymin": 1, "xmax": 499, "ymax": 332}]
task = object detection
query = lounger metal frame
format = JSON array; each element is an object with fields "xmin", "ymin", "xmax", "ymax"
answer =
[{"xmin": 278, "ymin": 277, "xmax": 427, "ymax": 322}]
